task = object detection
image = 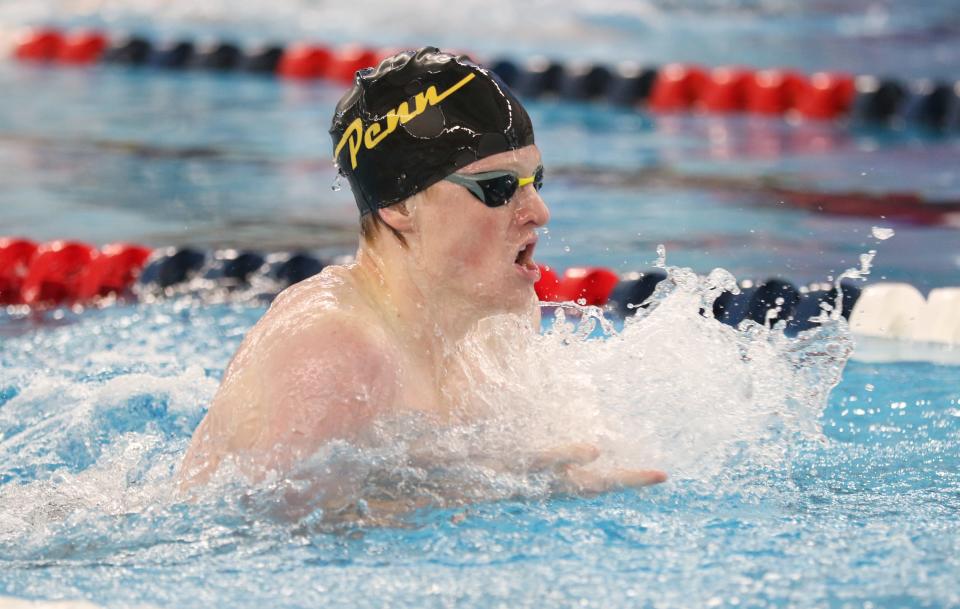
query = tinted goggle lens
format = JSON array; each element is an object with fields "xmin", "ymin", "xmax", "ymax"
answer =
[{"xmin": 445, "ymin": 165, "xmax": 544, "ymax": 207}]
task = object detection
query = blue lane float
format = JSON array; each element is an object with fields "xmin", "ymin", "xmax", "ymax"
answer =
[
  {"xmin": 608, "ymin": 270, "xmax": 860, "ymax": 336},
  {"xmin": 852, "ymin": 76, "xmax": 908, "ymax": 125},
  {"xmin": 189, "ymin": 41, "xmax": 243, "ymax": 71},
  {"xmin": 511, "ymin": 59, "xmax": 566, "ymax": 98},
  {"xmin": 101, "ymin": 36, "xmax": 152, "ymax": 65},
  {"xmin": 606, "ymin": 64, "xmax": 659, "ymax": 106},
  {"xmin": 147, "ymin": 40, "xmax": 194, "ymax": 69},
  {"xmin": 137, "ymin": 247, "xmax": 206, "ymax": 288},
  {"xmin": 558, "ymin": 63, "xmax": 614, "ymax": 101},
  {"xmin": 240, "ymin": 45, "xmax": 284, "ymax": 73},
  {"xmin": 901, "ymin": 81, "xmax": 959, "ymax": 131},
  {"xmin": 203, "ymin": 250, "xmax": 266, "ymax": 284},
  {"xmin": 135, "ymin": 248, "xmax": 328, "ymax": 299}
]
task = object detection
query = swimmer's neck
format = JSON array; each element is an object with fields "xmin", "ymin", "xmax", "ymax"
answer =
[{"xmin": 350, "ymin": 241, "xmax": 486, "ymax": 352}]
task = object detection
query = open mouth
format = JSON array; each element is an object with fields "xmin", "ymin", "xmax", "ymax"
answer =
[{"xmin": 513, "ymin": 239, "xmax": 540, "ymax": 281}]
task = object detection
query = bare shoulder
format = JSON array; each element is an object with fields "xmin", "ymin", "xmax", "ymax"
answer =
[
  {"xmin": 228, "ymin": 266, "xmax": 389, "ymax": 368},
  {"xmin": 259, "ymin": 304, "xmax": 400, "ymax": 393},
  {"xmin": 214, "ymin": 265, "xmax": 402, "ymax": 445},
  {"xmin": 180, "ymin": 266, "xmax": 399, "ymax": 485},
  {"xmin": 252, "ymin": 266, "xmax": 401, "ymax": 402}
]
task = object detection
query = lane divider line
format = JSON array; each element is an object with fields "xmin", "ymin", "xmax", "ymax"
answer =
[
  {"xmin": 5, "ymin": 28, "xmax": 960, "ymax": 131},
  {"xmin": 3, "ymin": 238, "xmax": 958, "ymax": 345}
]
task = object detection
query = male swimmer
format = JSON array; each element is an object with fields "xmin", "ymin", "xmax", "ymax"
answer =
[{"xmin": 179, "ymin": 47, "xmax": 666, "ymax": 501}]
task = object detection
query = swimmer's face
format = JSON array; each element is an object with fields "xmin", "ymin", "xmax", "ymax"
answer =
[{"xmin": 406, "ymin": 145, "xmax": 550, "ymax": 312}]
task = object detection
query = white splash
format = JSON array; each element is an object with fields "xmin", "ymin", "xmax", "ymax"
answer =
[
  {"xmin": 195, "ymin": 262, "xmax": 855, "ymax": 526},
  {"xmin": 654, "ymin": 243, "xmax": 667, "ymax": 268}
]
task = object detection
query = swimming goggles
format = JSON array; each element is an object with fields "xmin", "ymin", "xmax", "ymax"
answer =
[{"xmin": 444, "ymin": 165, "xmax": 544, "ymax": 207}]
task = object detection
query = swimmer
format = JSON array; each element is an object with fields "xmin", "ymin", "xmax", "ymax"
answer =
[{"xmin": 178, "ymin": 47, "xmax": 666, "ymax": 503}]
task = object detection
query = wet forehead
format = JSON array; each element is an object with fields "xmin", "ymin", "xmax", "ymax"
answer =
[{"xmin": 460, "ymin": 145, "xmax": 542, "ymax": 174}]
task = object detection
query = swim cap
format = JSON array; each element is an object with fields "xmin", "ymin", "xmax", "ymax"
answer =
[{"xmin": 329, "ymin": 46, "xmax": 535, "ymax": 216}]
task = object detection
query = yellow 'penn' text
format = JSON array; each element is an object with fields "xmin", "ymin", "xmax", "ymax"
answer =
[{"xmin": 335, "ymin": 72, "xmax": 476, "ymax": 170}]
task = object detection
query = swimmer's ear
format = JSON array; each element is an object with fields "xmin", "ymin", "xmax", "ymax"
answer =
[{"xmin": 378, "ymin": 201, "xmax": 413, "ymax": 235}]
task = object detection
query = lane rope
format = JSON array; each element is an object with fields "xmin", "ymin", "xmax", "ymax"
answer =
[
  {"xmin": 3, "ymin": 238, "xmax": 958, "ymax": 345},
  {"xmin": 5, "ymin": 28, "xmax": 960, "ymax": 131}
]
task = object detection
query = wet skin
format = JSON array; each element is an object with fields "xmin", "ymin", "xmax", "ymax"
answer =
[{"xmin": 178, "ymin": 145, "xmax": 667, "ymax": 497}]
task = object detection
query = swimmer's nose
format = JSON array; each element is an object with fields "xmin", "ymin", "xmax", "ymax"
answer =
[{"xmin": 514, "ymin": 187, "xmax": 550, "ymax": 228}]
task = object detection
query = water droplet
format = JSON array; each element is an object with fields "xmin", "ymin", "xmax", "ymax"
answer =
[
  {"xmin": 654, "ymin": 244, "xmax": 667, "ymax": 268},
  {"xmin": 871, "ymin": 226, "xmax": 894, "ymax": 240},
  {"xmin": 563, "ymin": 245, "xmax": 571, "ymax": 253},
  {"xmin": 331, "ymin": 172, "xmax": 343, "ymax": 192}
]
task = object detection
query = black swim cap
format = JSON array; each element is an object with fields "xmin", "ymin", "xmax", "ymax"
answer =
[{"xmin": 329, "ymin": 46, "xmax": 535, "ymax": 216}]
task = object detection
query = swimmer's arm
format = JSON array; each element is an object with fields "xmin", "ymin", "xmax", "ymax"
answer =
[
  {"xmin": 531, "ymin": 443, "xmax": 667, "ymax": 495},
  {"xmin": 560, "ymin": 465, "xmax": 667, "ymax": 493},
  {"xmin": 409, "ymin": 441, "xmax": 667, "ymax": 496},
  {"xmin": 527, "ymin": 443, "xmax": 667, "ymax": 494}
]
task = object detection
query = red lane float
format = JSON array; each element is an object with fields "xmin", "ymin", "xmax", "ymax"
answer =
[
  {"xmin": 278, "ymin": 44, "xmax": 333, "ymax": 79},
  {"xmin": 74, "ymin": 243, "xmax": 152, "ymax": 300},
  {"xmin": 649, "ymin": 64, "xmax": 708, "ymax": 112},
  {"xmin": 699, "ymin": 67, "xmax": 752, "ymax": 113},
  {"xmin": 793, "ymin": 72, "xmax": 856, "ymax": 120},
  {"xmin": 744, "ymin": 69, "xmax": 805, "ymax": 114},
  {"xmin": 327, "ymin": 47, "xmax": 379, "ymax": 83},
  {"xmin": 58, "ymin": 31, "xmax": 107, "ymax": 64},
  {"xmin": 535, "ymin": 265, "xmax": 620, "ymax": 306},
  {"xmin": 557, "ymin": 267, "xmax": 620, "ymax": 306},
  {"xmin": 0, "ymin": 238, "xmax": 39, "ymax": 305},
  {"xmin": 14, "ymin": 29, "xmax": 64, "ymax": 62},
  {"xmin": 534, "ymin": 265, "xmax": 562, "ymax": 302},
  {"xmin": 0, "ymin": 239, "xmax": 152, "ymax": 308},
  {"xmin": 20, "ymin": 241, "xmax": 94, "ymax": 306}
]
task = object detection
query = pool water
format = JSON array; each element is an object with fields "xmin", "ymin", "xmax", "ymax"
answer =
[{"xmin": 2, "ymin": 0, "xmax": 960, "ymax": 607}]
